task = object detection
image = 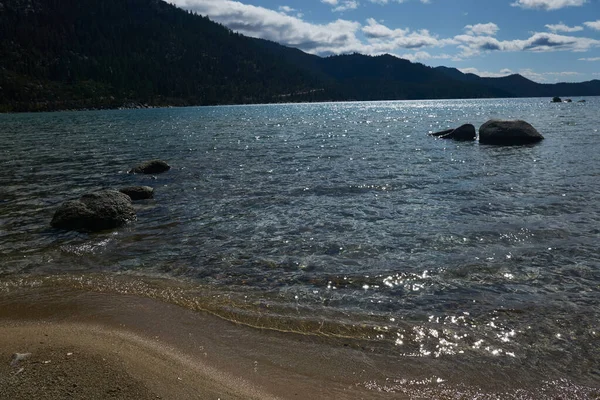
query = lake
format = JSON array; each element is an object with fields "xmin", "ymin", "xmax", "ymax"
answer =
[{"xmin": 1, "ymin": 98, "xmax": 599, "ymax": 397}]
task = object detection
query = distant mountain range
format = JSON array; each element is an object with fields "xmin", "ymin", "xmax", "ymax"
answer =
[{"xmin": 1, "ymin": 0, "xmax": 599, "ymax": 112}]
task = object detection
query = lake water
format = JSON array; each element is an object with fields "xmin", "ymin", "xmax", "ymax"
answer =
[{"xmin": 1, "ymin": 98, "xmax": 599, "ymax": 397}]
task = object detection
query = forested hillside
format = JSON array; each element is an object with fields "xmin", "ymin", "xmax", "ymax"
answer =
[
  {"xmin": 0, "ymin": 0, "xmax": 330, "ymax": 111},
  {"xmin": 1, "ymin": 0, "xmax": 599, "ymax": 112}
]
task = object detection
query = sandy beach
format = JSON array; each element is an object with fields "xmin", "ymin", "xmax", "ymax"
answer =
[
  {"xmin": 0, "ymin": 286, "xmax": 397, "ymax": 400},
  {"xmin": 0, "ymin": 290, "xmax": 283, "ymax": 399},
  {"xmin": 1, "ymin": 284, "xmax": 598, "ymax": 400}
]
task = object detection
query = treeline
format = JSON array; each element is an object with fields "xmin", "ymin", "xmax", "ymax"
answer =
[
  {"xmin": 0, "ymin": 0, "xmax": 330, "ymax": 111},
  {"xmin": 1, "ymin": 0, "xmax": 599, "ymax": 112}
]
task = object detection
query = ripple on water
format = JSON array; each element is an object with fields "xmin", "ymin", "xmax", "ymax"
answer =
[{"xmin": 1, "ymin": 100, "xmax": 600, "ymax": 391}]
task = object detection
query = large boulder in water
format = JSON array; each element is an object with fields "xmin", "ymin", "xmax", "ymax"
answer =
[
  {"xmin": 129, "ymin": 160, "xmax": 171, "ymax": 174},
  {"xmin": 478, "ymin": 120, "xmax": 544, "ymax": 145},
  {"xmin": 119, "ymin": 186, "xmax": 154, "ymax": 200},
  {"xmin": 51, "ymin": 190, "xmax": 136, "ymax": 232}
]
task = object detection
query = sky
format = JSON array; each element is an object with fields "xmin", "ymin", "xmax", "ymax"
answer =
[{"xmin": 169, "ymin": 0, "xmax": 600, "ymax": 83}]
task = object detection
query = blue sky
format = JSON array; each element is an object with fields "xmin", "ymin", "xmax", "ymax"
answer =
[{"xmin": 170, "ymin": 0, "xmax": 600, "ymax": 83}]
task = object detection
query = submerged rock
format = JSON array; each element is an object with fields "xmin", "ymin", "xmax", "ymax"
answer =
[
  {"xmin": 447, "ymin": 124, "xmax": 476, "ymax": 141},
  {"xmin": 119, "ymin": 186, "xmax": 154, "ymax": 200},
  {"xmin": 429, "ymin": 128, "xmax": 454, "ymax": 137},
  {"xmin": 129, "ymin": 159, "xmax": 171, "ymax": 174},
  {"xmin": 51, "ymin": 190, "xmax": 136, "ymax": 232},
  {"xmin": 479, "ymin": 120, "xmax": 544, "ymax": 145},
  {"xmin": 430, "ymin": 124, "xmax": 476, "ymax": 141}
]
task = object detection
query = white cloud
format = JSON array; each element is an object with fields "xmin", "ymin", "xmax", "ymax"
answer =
[
  {"xmin": 584, "ymin": 20, "xmax": 600, "ymax": 30},
  {"xmin": 545, "ymin": 22, "xmax": 583, "ymax": 32},
  {"xmin": 170, "ymin": 0, "xmax": 364, "ymax": 54},
  {"xmin": 362, "ymin": 18, "xmax": 409, "ymax": 38},
  {"xmin": 362, "ymin": 19, "xmax": 443, "ymax": 51},
  {"xmin": 517, "ymin": 68, "xmax": 581, "ymax": 81},
  {"xmin": 511, "ymin": 0, "xmax": 586, "ymax": 10},
  {"xmin": 321, "ymin": 0, "xmax": 338, "ymax": 5},
  {"xmin": 278, "ymin": 6, "xmax": 295, "ymax": 13},
  {"xmin": 169, "ymin": 0, "xmax": 600, "ymax": 62},
  {"xmin": 454, "ymin": 31, "xmax": 600, "ymax": 57},
  {"xmin": 332, "ymin": 0, "xmax": 359, "ymax": 12},
  {"xmin": 368, "ymin": 0, "xmax": 430, "ymax": 3},
  {"xmin": 579, "ymin": 57, "xmax": 600, "ymax": 61},
  {"xmin": 458, "ymin": 68, "xmax": 513, "ymax": 77},
  {"xmin": 464, "ymin": 23, "xmax": 499, "ymax": 36},
  {"xmin": 399, "ymin": 51, "xmax": 454, "ymax": 62}
]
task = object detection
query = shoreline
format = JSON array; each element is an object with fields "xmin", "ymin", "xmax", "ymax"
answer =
[
  {"xmin": 1, "ymin": 285, "xmax": 599, "ymax": 399},
  {"xmin": 0, "ymin": 286, "xmax": 396, "ymax": 400}
]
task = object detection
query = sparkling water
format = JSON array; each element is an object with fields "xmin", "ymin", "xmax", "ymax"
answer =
[{"xmin": 1, "ymin": 98, "xmax": 599, "ymax": 394}]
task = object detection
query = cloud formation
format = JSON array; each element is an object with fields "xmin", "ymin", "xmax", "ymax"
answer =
[
  {"xmin": 545, "ymin": 22, "xmax": 583, "ymax": 32},
  {"xmin": 464, "ymin": 23, "xmax": 500, "ymax": 36},
  {"xmin": 511, "ymin": 0, "xmax": 586, "ymax": 10},
  {"xmin": 584, "ymin": 20, "xmax": 600, "ymax": 30},
  {"xmin": 169, "ymin": 0, "xmax": 600, "ymax": 61}
]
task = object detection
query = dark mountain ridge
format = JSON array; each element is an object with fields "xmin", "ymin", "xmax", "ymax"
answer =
[
  {"xmin": 0, "ymin": 0, "xmax": 598, "ymax": 112},
  {"xmin": 434, "ymin": 66, "xmax": 600, "ymax": 98}
]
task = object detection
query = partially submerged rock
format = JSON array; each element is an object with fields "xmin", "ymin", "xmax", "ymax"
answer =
[
  {"xmin": 551, "ymin": 97, "xmax": 562, "ymax": 103},
  {"xmin": 119, "ymin": 186, "xmax": 154, "ymax": 200},
  {"xmin": 129, "ymin": 160, "xmax": 170, "ymax": 174},
  {"xmin": 429, "ymin": 128, "xmax": 454, "ymax": 137},
  {"xmin": 51, "ymin": 190, "xmax": 136, "ymax": 232},
  {"xmin": 479, "ymin": 119, "xmax": 544, "ymax": 145},
  {"xmin": 430, "ymin": 124, "xmax": 476, "ymax": 141}
]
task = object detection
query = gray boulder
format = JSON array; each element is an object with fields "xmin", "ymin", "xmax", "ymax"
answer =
[
  {"xmin": 129, "ymin": 160, "xmax": 171, "ymax": 174},
  {"xmin": 51, "ymin": 190, "xmax": 136, "ymax": 232},
  {"xmin": 119, "ymin": 186, "xmax": 154, "ymax": 200},
  {"xmin": 479, "ymin": 120, "xmax": 544, "ymax": 145}
]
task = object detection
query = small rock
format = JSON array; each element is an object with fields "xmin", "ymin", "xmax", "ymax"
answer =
[
  {"xmin": 551, "ymin": 96, "xmax": 562, "ymax": 103},
  {"xmin": 129, "ymin": 160, "xmax": 171, "ymax": 174},
  {"xmin": 119, "ymin": 186, "xmax": 154, "ymax": 200}
]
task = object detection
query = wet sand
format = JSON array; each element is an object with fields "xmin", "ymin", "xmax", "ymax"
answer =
[
  {"xmin": 0, "ymin": 287, "xmax": 394, "ymax": 400},
  {"xmin": 1, "ymin": 285, "xmax": 598, "ymax": 399}
]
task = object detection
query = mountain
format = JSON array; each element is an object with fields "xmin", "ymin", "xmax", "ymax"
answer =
[
  {"xmin": 0, "ymin": 0, "xmax": 331, "ymax": 111},
  {"xmin": 435, "ymin": 66, "xmax": 600, "ymax": 98},
  {"xmin": 1, "ymin": 0, "xmax": 599, "ymax": 112}
]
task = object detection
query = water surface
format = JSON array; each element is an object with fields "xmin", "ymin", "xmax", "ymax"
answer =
[{"xmin": 1, "ymin": 98, "xmax": 599, "ymax": 396}]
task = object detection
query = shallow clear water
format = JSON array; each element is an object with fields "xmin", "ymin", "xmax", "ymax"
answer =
[{"xmin": 1, "ymin": 98, "xmax": 599, "ymax": 391}]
